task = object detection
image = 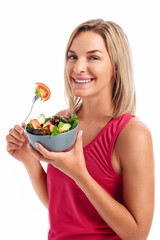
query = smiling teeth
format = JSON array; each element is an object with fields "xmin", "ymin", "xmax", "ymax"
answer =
[{"xmin": 74, "ymin": 79, "xmax": 92, "ymax": 83}]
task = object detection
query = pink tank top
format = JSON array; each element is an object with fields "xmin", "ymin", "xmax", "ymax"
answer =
[{"xmin": 47, "ymin": 113, "xmax": 133, "ymax": 239}]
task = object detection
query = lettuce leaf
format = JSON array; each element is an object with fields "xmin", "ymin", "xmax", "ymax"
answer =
[
  {"xmin": 35, "ymin": 87, "xmax": 42, "ymax": 100},
  {"xmin": 68, "ymin": 114, "xmax": 79, "ymax": 129},
  {"xmin": 26, "ymin": 123, "xmax": 32, "ymax": 131},
  {"xmin": 49, "ymin": 126, "xmax": 61, "ymax": 137}
]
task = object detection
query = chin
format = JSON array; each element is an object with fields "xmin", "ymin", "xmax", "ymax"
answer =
[{"xmin": 72, "ymin": 89, "xmax": 91, "ymax": 98}]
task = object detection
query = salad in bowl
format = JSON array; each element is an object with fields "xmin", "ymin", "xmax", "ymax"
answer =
[{"xmin": 26, "ymin": 114, "xmax": 79, "ymax": 152}]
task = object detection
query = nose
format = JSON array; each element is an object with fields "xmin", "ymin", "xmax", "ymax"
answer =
[{"xmin": 73, "ymin": 58, "xmax": 87, "ymax": 73}]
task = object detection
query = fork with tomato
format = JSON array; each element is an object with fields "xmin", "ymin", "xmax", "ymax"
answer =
[{"xmin": 22, "ymin": 83, "xmax": 51, "ymax": 126}]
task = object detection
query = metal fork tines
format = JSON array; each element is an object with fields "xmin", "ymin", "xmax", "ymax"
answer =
[{"xmin": 22, "ymin": 95, "xmax": 40, "ymax": 126}]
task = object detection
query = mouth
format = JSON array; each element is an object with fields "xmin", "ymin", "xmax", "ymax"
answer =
[{"xmin": 72, "ymin": 77, "xmax": 95, "ymax": 84}]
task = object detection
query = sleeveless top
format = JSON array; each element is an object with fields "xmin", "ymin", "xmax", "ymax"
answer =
[{"xmin": 47, "ymin": 113, "xmax": 133, "ymax": 239}]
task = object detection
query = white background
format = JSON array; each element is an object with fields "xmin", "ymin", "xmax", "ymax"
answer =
[{"xmin": 0, "ymin": 0, "xmax": 160, "ymax": 239}]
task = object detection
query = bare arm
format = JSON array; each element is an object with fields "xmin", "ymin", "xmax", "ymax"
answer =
[
  {"xmin": 6, "ymin": 125, "xmax": 49, "ymax": 208},
  {"xmin": 76, "ymin": 119, "xmax": 154, "ymax": 240},
  {"xmin": 23, "ymin": 158, "xmax": 48, "ymax": 208}
]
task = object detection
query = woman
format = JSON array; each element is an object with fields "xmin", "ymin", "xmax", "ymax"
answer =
[{"xmin": 6, "ymin": 19, "xmax": 154, "ymax": 240}]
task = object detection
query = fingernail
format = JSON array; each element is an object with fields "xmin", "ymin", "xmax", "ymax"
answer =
[
  {"xmin": 19, "ymin": 142, "xmax": 23, "ymax": 146},
  {"xmin": 19, "ymin": 129, "xmax": 24, "ymax": 135},
  {"xmin": 35, "ymin": 143, "xmax": 39, "ymax": 148}
]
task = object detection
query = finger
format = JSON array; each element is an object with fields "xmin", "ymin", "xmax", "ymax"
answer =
[
  {"xmin": 6, "ymin": 134, "xmax": 25, "ymax": 146},
  {"xmin": 35, "ymin": 143, "xmax": 56, "ymax": 160},
  {"xmin": 14, "ymin": 125, "xmax": 24, "ymax": 135},
  {"xmin": 7, "ymin": 142, "xmax": 20, "ymax": 152},
  {"xmin": 74, "ymin": 130, "xmax": 83, "ymax": 151},
  {"xmin": 9, "ymin": 127, "xmax": 25, "ymax": 142},
  {"xmin": 27, "ymin": 143, "xmax": 50, "ymax": 163}
]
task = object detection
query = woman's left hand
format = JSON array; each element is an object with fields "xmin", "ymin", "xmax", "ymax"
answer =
[{"xmin": 27, "ymin": 130, "xmax": 88, "ymax": 182}]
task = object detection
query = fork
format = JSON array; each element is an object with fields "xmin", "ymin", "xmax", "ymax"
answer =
[{"xmin": 22, "ymin": 95, "xmax": 40, "ymax": 126}]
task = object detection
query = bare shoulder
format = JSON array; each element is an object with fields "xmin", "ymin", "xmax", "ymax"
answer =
[
  {"xmin": 119, "ymin": 117, "xmax": 152, "ymax": 147},
  {"xmin": 116, "ymin": 117, "xmax": 154, "ymax": 165},
  {"xmin": 55, "ymin": 109, "xmax": 70, "ymax": 117}
]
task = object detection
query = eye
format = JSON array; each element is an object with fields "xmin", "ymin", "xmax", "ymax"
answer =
[
  {"xmin": 68, "ymin": 55, "xmax": 77, "ymax": 60},
  {"xmin": 89, "ymin": 56, "xmax": 99, "ymax": 60}
]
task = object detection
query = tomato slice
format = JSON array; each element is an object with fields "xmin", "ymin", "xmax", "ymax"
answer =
[
  {"xmin": 40, "ymin": 128, "xmax": 50, "ymax": 135},
  {"xmin": 30, "ymin": 119, "xmax": 41, "ymax": 129},
  {"xmin": 49, "ymin": 124, "xmax": 54, "ymax": 132},
  {"xmin": 35, "ymin": 82, "xmax": 51, "ymax": 102}
]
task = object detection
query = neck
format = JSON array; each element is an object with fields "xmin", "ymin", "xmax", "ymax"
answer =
[{"xmin": 78, "ymin": 96, "xmax": 113, "ymax": 123}]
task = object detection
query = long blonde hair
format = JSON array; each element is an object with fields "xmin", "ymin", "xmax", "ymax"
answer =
[{"xmin": 64, "ymin": 19, "xmax": 136, "ymax": 118}]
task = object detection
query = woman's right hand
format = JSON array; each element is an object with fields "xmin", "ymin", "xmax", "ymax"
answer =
[{"xmin": 6, "ymin": 124, "xmax": 30, "ymax": 163}]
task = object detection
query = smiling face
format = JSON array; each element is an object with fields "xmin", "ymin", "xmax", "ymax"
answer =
[{"xmin": 65, "ymin": 31, "xmax": 114, "ymax": 101}]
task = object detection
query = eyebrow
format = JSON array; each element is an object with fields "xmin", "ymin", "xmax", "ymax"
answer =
[{"xmin": 68, "ymin": 49, "xmax": 102, "ymax": 54}]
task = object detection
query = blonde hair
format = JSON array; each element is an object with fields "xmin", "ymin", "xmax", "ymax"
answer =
[{"xmin": 64, "ymin": 19, "xmax": 136, "ymax": 118}]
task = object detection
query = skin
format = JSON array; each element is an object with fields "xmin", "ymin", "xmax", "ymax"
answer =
[{"xmin": 6, "ymin": 31, "xmax": 154, "ymax": 240}]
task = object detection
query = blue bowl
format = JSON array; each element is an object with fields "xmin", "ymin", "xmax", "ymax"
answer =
[{"xmin": 25, "ymin": 123, "xmax": 78, "ymax": 152}]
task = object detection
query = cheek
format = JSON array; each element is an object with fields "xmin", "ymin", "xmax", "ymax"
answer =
[
  {"xmin": 100, "ymin": 63, "xmax": 113, "ymax": 80},
  {"xmin": 89, "ymin": 65, "xmax": 101, "ymax": 77}
]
